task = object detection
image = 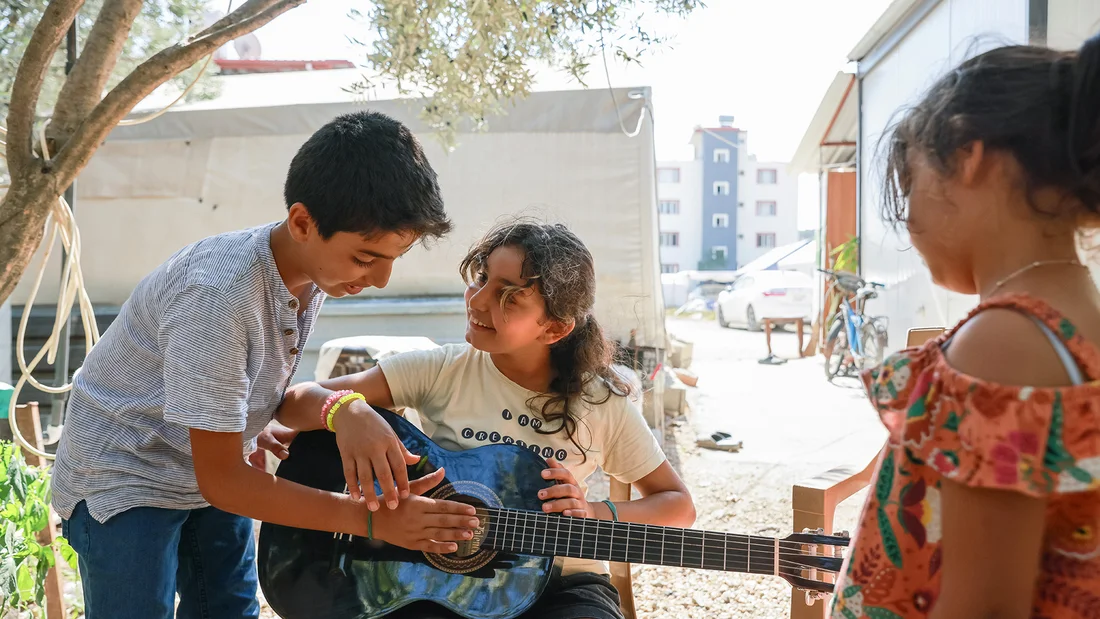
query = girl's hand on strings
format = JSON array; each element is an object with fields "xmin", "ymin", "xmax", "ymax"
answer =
[{"xmin": 538, "ymin": 459, "xmax": 594, "ymax": 518}]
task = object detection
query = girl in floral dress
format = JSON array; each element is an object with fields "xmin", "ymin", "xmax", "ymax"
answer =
[{"xmin": 832, "ymin": 34, "xmax": 1100, "ymax": 619}]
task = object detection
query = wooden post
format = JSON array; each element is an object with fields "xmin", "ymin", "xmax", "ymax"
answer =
[
  {"xmin": 795, "ymin": 318, "xmax": 805, "ymax": 357},
  {"xmin": 789, "ymin": 457, "xmax": 878, "ymax": 619},
  {"xmin": 14, "ymin": 402, "xmax": 67, "ymax": 619},
  {"xmin": 608, "ymin": 478, "xmax": 637, "ymax": 619}
]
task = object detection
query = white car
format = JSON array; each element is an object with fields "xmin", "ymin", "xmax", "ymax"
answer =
[{"xmin": 716, "ymin": 270, "xmax": 813, "ymax": 331}]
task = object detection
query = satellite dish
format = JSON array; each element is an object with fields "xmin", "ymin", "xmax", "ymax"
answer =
[
  {"xmin": 234, "ymin": 33, "xmax": 262, "ymax": 60},
  {"xmin": 203, "ymin": 10, "xmax": 233, "ymax": 59}
]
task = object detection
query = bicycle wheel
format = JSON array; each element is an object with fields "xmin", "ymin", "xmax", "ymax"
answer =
[
  {"xmin": 823, "ymin": 318, "xmax": 848, "ymax": 381},
  {"xmin": 857, "ymin": 322, "xmax": 886, "ymax": 370}
]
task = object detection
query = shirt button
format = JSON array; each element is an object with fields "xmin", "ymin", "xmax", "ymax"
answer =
[
  {"xmin": 284, "ymin": 328, "xmax": 294, "ymax": 336},
  {"xmin": 289, "ymin": 347, "xmax": 299, "ymax": 356},
  {"xmin": 289, "ymin": 299, "xmax": 298, "ymax": 309}
]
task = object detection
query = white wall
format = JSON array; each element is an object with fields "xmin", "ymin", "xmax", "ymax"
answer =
[
  {"xmin": 738, "ymin": 159, "xmax": 800, "ymax": 267},
  {"xmin": 859, "ymin": 0, "xmax": 1030, "ymax": 350},
  {"xmin": 1047, "ymin": 0, "xmax": 1100, "ymax": 51},
  {"xmin": 657, "ymin": 159, "xmax": 703, "ymax": 272}
]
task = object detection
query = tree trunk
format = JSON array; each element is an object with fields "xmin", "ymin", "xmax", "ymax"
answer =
[
  {"xmin": 0, "ymin": 0, "xmax": 306, "ymax": 307},
  {"xmin": 0, "ymin": 174, "xmax": 55, "ymax": 305}
]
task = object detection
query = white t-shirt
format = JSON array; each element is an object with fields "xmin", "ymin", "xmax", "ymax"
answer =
[{"xmin": 378, "ymin": 343, "xmax": 666, "ymax": 575}]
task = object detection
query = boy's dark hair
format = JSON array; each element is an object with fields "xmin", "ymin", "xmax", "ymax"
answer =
[
  {"xmin": 284, "ymin": 111, "xmax": 452, "ymax": 240},
  {"xmin": 882, "ymin": 33, "xmax": 1100, "ymax": 225},
  {"xmin": 459, "ymin": 219, "xmax": 631, "ymax": 462}
]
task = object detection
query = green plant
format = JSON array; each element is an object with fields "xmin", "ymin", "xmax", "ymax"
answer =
[
  {"xmin": 0, "ymin": 440, "xmax": 77, "ymax": 615},
  {"xmin": 822, "ymin": 236, "xmax": 860, "ymax": 335},
  {"xmin": 830, "ymin": 235, "xmax": 859, "ymax": 274}
]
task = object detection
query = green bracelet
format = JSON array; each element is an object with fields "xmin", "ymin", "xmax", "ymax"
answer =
[
  {"xmin": 601, "ymin": 499, "xmax": 619, "ymax": 522},
  {"xmin": 367, "ymin": 510, "xmax": 373, "ymax": 540}
]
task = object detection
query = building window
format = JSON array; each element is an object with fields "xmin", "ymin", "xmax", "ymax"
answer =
[
  {"xmin": 658, "ymin": 200, "xmax": 680, "ymax": 215},
  {"xmin": 661, "ymin": 263, "xmax": 679, "ymax": 274},
  {"xmin": 712, "ymin": 213, "xmax": 729, "ymax": 228},
  {"xmin": 658, "ymin": 168, "xmax": 681, "ymax": 183},
  {"xmin": 711, "ymin": 246, "xmax": 728, "ymax": 262},
  {"xmin": 755, "ymin": 201, "xmax": 777, "ymax": 216},
  {"xmin": 713, "ymin": 181, "xmax": 730, "ymax": 196},
  {"xmin": 757, "ymin": 168, "xmax": 777, "ymax": 184},
  {"xmin": 660, "ymin": 232, "xmax": 680, "ymax": 247},
  {"xmin": 756, "ymin": 233, "xmax": 777, "ymax": 248},
  {"xmin": 713, "ymin": 148, "xmax": 730, "ymax": 163}
]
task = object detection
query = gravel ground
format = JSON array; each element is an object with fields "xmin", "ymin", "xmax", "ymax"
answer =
[{"xmin": 624, "ymin": 413, "xmax": 866, "ymax": 619}]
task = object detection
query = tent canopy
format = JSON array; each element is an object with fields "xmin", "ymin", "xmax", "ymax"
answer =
[{"xmin": 14, "ymin": 85, "xmax": 667, "ymax": 349}]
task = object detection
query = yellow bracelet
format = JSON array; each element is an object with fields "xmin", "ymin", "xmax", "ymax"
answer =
[{"xmin": 326, "ymin": 392, "xmax": 366, "ymax": 432}]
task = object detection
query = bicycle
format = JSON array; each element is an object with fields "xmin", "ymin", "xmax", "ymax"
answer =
[{"xmin": 818, "ymin": 268, "xmax": 889, "ymax": 382}]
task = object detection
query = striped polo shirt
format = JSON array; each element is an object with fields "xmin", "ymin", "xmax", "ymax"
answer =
[{"xmin": 51, "ymin": 222, "xmax": 325, "ymax": 523}]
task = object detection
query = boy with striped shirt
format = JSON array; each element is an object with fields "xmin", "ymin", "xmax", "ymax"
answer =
[{"xmin": 50, "ymin": 111, "xmax": 474, "ymax": 618}]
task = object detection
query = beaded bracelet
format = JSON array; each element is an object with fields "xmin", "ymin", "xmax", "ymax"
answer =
[
  {"xmin": 602, "ymin": 499, "xmax": 619, "ymax": 522},
  {"xmin": 320, "ymin": 390, "xmax": 353, "ymax": 429},
  {"xmin": 325, "ymin": 392, "xmax": 366, "ymax": 432}
]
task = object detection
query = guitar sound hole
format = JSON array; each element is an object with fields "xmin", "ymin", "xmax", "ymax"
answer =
[
  {"xmin": 451, "ymin": 494, "xmax": 489, "ymax": 559},
  {"xmin": 424, "ymin": 482, "xmax": 503, "ymax": 575}
]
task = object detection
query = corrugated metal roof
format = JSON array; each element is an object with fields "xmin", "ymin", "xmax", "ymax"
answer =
[
  {"xmin": 787, "ymin": 71, "xmax": 858, "ymax": 176},
  {"xmin": 847, "ymin": 0, "xmax": 928, "ymax": 60}
]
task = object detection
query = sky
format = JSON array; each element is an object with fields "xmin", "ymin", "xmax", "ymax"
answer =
[{"xmin": 216, "ymin": 0, "xmax": 893, "ymax": 228}]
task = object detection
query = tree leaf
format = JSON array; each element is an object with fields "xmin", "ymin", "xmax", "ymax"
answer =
[
  {"xmin": 35, "ymin": 554, "xmax": 49, "ymax": 605},
  {"xmin": 0, "ymin": 555, "xmax": 16, "ymax": 598},
  {"xmin": 16, "ymin": 559, "xmax": 34, "ymax": 603},
  {"xmin": 10, "ymin": 454, "xmax": 26, "ymax": 503},
  {"xmin": 56, "ymin": 537, "xmax": 78, "ymax": 571}
]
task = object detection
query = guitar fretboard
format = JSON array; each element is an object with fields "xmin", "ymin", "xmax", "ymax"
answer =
[{"xmin": 479, "ymin": 507, "xmax": 798, "ymax": 576}]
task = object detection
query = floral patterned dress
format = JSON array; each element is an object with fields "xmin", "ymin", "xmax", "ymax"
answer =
[{"xmin": 831, "ymin": 295, "xmax": 1100, "ymax": 619}]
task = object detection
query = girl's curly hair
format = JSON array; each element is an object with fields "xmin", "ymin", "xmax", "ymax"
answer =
[{"xmin": 459, "ymin": 219, "xmax": 632, "ymax": 460}]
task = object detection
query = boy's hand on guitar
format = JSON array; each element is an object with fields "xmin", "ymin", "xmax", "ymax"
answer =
[
  {"xmin": 332, "ymin": 400, "xmax": 421, "ymax": 511},
  {"xmin": 539, "ymin": 459, "xmax": 593, "ymax": 518},
  {"xmin": 371, "ymin": 467, "xmax": 481, "ymax": 554}
]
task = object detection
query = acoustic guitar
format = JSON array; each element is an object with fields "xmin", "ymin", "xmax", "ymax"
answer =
[{"xmin": 257, "ymin": 407, "xmax": 848, "ymax": 619}]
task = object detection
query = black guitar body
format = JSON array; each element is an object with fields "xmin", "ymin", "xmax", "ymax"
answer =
[{"xmin": 257, "ymin": 408, "xmax": 560, "ymax": 619}]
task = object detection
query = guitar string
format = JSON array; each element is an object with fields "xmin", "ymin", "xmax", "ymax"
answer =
[
  {"xmin": 330, "ymin": 488, "xmax": 840, "ymax": 576},
  {"xmin": 475, "ymin": 506, "xmax": 842, "ymax": 575},
  {"xmin": 332, "ymin": 516, "xmax": 839, "ymax": 576},
  {"xmin": 475, "ymin": 505, "xmax": 841, "ymax": 552},
  {"xmin": 482, "ymin": 520, "xmax": 840, "ymax": 575},
  {"xmin": 475, "ymin": 505, "xmax": 842, "ymax": 553},
  {"xmin": 336, "ymin": 484, "xmax": 847, "ymax": 558}
]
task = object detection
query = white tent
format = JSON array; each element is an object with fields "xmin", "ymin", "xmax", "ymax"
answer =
[
  {"xmin": 12, "ymin": 82, "xmax": 666, "ymax": 382},
  {"xmin": 734, "ymin": 239, "xmax": 812, "ymax": 276},
  {"xmin": 775, "ymin": 239, "xmax": 817, "ymax": 277}
]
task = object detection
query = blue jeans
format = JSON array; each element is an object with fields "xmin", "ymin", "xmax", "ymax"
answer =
[{"xmin": 62, "ymin": 501, "xmax": 260, "ymax": 619}]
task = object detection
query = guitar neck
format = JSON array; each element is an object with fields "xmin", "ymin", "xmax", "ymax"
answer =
[{"xmin": 479, "ymin": 507, "xmax": 784, "ymax": 576}]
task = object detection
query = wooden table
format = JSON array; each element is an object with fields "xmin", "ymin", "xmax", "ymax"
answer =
[{"xmin": 762, "ymin": 317, "xmax": 805, "ymax": 359}]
